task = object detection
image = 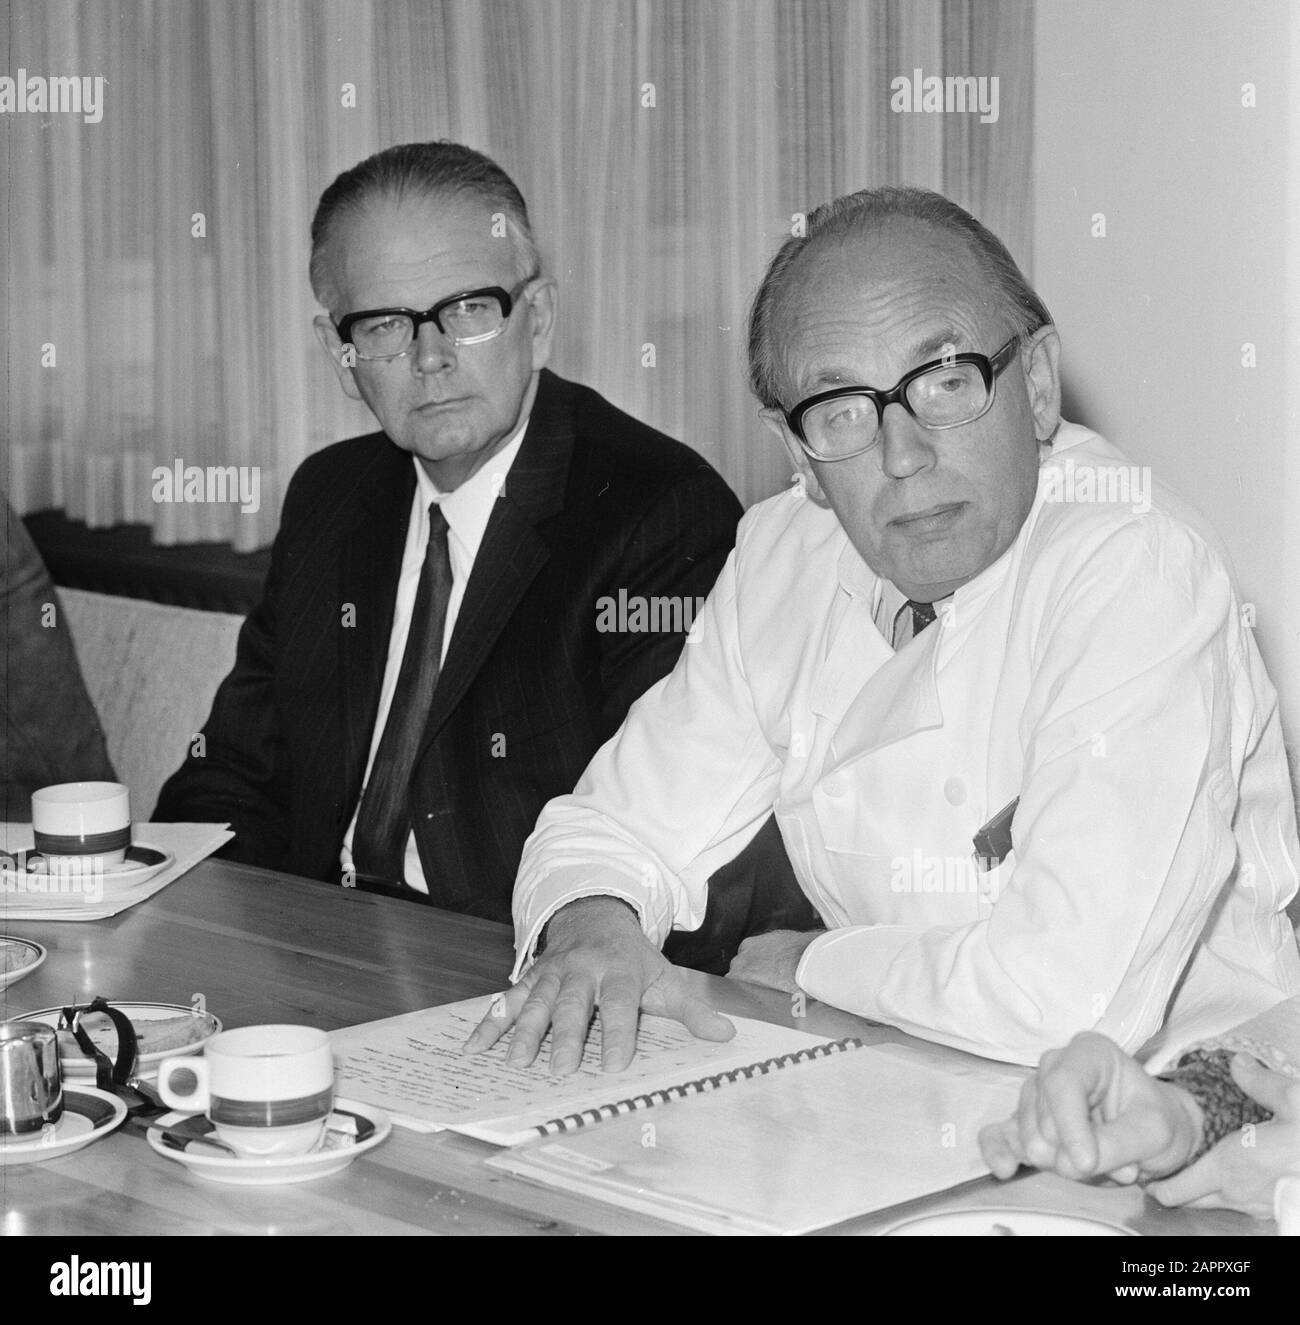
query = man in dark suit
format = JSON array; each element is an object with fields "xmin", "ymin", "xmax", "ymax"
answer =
[{"xmin": 155, "ymin": 141, "xmax": 813, "ymax": 947}]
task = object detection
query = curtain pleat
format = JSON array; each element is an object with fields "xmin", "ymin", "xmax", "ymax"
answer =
[
  {"xmin": 306, "ymin": 0, "xmax": 381, "ymax": 456},
  {"xmin": 4, "ymin": 3, "xmax": 58, "ymax": 510},
  {"xmin": 204, "ymin": 1, "xmax": 261, "ymax": 546},
  {"xmin": 4, "ymin": 0, "xmax": 1033, "ymax": 548},
  {"xmin": 150, "ymin": 0, "xmax": 212, "ymax": 544}
]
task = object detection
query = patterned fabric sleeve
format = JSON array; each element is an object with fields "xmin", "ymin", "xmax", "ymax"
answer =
[{"xmin": 1157, "ymin": 1048, "xmax": 1275, "ymax": 1166}]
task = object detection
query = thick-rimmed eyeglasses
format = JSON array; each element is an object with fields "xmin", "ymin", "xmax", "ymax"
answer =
[
  {"xmin": 784, "ymin": 335, "xmax": 1022, "ymax": 462},
  {"xmin": 335, "ymin": 275, "xmax": 538, "ymax": 360}
]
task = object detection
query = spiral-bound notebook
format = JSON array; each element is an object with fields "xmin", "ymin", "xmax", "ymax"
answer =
[
  {"xmin": 488, "ymin": 1043, "xmax": 1030, "ymax": 1234},
  {"xmin": 329, "ymin": 993, "xmax": 861, "ymax": 1146}
]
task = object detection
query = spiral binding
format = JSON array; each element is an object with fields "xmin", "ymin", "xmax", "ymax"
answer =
[{"xmin": 531, "ymin": 1036, "xmax": 865, "ymax": 1138}]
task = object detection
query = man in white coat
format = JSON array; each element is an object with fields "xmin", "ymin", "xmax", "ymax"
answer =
[{"xmin": 467, "ymin": 185, "xmax": 1300, "ymax": 1076}]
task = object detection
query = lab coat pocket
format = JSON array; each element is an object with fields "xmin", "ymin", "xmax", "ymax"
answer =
[{"xmin": 815, "ymin": 748, "xmax": 989, "ymax": 925}]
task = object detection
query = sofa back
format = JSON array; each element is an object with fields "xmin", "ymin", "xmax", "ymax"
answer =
[{"xmin": 60, "ymin": 589, "xmax": 242, "ymax": 819}]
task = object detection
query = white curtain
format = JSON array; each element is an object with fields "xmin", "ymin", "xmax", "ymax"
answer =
[{"xmin": 2, "ymin": 0, "xmax": 1033, "ymax": 550}]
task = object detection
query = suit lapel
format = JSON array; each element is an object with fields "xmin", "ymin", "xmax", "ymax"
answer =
[
  {"xmin": 336, "ymin": 443, "xmax": 415, "ymax": 797},
  {"xmin": 418, "ymin": 371, "xmax": 573, "ymax": 752}
]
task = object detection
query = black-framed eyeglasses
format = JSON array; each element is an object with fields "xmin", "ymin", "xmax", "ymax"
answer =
[
  {"xmin": 784, "ymin": 335, "xmax": 1022, "ymax": 462},
  {"xmin": 335, "ymin": 274, "xmax": 538, "ymax": 360}
]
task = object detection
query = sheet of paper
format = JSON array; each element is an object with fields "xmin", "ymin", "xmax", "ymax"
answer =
[
  {"xmin": 0, "ymin": 822, "xmax": 233, "ymax": 921},
  {"xmin": 489, "ymin": 1041, "xmax": 1029, "ymax": 1234},
  {"xmin": 329, "ymin": 994, "xmax": 841, "ymax": 1144}
]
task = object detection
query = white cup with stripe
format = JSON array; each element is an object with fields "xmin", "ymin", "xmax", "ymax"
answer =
[
  {"xmin": 30, "ymin": 781, "xmax": 131, "ymax": 870},
  {"xmin": 157, "ymin": 1025, "xmax": 335, "ymax": 1157}
]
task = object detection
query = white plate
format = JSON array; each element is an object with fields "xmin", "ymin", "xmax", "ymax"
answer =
[
  {"xmin": 13, "ymin": 1001, "xmax": 222, "ymax": 1081},
  {"xmin": 0, "ymin": 936, "xmax": 46, "ymax": 990},
  {"xmin": 0, "ymin": 1087, "xmax": 127, "ymax": 1166},
  {"xmin": 147, "ymin": 1098, "xmax": 391, "ymax": 1185},
  {"xmin": 881, "ymin": 1207, "xmax": 1137, "ymax": 1236},
  {"xmin": 2, "ymin": 844, "xmax": 174, "ymax": 889}
]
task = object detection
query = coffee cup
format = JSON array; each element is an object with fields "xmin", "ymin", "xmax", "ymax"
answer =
[
  {"xmin": 0, "ymin": 1021, "xmax": 64, "ymax": 1136},
  {"xmin": 156, "ymin": 1025, "xmax": 334, "ymax": 1157},
  {"xmin": 30, "ymin": 781, "xmax": 131, "ymax": 871}
]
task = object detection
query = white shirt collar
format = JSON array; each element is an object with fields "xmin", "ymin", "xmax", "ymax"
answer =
[{"xmin": 412, "ymin": 416, "xmax": 529, "ymax": 564}]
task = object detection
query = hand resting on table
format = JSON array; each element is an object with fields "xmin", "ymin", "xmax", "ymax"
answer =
[{"xmin": 462, "ymin": 896, "xmax": 735, "ymax": 1075}]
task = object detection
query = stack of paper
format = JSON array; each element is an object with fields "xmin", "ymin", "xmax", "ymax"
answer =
[{"xmin": 0, "ymin": 822, "xmax": 233, "ymax": 921}]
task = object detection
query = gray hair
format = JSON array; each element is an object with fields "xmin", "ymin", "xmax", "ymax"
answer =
[
  {"xmin": 309, "ymin": 140, "xmax": 540, "ymax": 312},
  {"xmin": 747, "ymin": 186, "xmax": 1052, "ymax": 410}
]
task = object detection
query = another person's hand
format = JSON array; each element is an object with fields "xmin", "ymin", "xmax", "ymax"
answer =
[
  {"xmin": 463, "ymin": 896, "xmax": 734, "ymax": 1075},
  {"xmin": 1147, "ymin": 1055, "xmax": 1300, "ymax": 1218},
  {"xmin": 725, "ymin": 928, "xmax": 824, "ymax": 993},
  {"xmin": 979, "ymin": 1031, "xmax": 1204, "ymax": 1184}
]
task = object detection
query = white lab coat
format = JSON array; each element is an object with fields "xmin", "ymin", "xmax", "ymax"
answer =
[{"xmin": 513, "ymin": 423, "xmax": 1300, "ymax": 1067}]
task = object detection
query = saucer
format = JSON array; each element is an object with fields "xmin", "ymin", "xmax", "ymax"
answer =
[
  {"xmin": 0, "ymin": 936, "xmax": 46, "ymax": 990},
  {"xmin": 15, "ymin": 1001, "xmax": 222, "ymax": 1081},
  {"xmin": 881, "ymin": 1207, "xmax": 1137, "ymax": 1236},
  {"xmin": 0, "ymin": 1087, "xmax": 127, "ymax": 1166},
  {"xmin": 7, "ymin": 844, "xmax": 174, "ymax": 888},
  {"xmin": 146, "ymin": 1099, "xmax": 391, "ymax": 1184}
]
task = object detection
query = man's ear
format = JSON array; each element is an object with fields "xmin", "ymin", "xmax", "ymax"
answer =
[
  {"xmin": 314, "ymin": 315, "xmax": 365, "ymax": 403},
  {"xmin": 1021, "ymin": 324, "xmax": 1062, "ymax": 443},
  {"xmin": 525, "ymin": 277, "xmax": 558, "ymax": 372},
  {"xmin": 760, "ymin": 408, "xmax": 827, "ymax": 505}
]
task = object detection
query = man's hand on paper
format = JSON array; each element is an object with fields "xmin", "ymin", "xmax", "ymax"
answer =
[
  {"xmin": 725, "ymin": 928, "xmax": 824, "ymax": 993},
  {"xmin": 1146, "ymin": 1055, "xmax": 1300, "ymax": 1218},
  {"xmin": 978, "ymin": 1031, "xmax": 1204, "ymax": 1185},
  {"xmin": 463, "ymin": 896, "xmax": 735, "ymax": 1075}
]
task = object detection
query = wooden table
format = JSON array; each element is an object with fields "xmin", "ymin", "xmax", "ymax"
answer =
[{"xmin": 0, "ymin": 859, "xmax": 1271, "ymax": 1237}]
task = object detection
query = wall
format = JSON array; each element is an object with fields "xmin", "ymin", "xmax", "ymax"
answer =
[{"xmin": 1033, "ymin": 0, "xmax": 1300, "ymax": 754}]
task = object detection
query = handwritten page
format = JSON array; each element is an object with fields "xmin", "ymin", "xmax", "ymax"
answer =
[
  {"xmin": 489, "ymin": 1042, "xmax": 1030, "ymax": 1233},
  {"xmin": 329, "ymin": 994, "xmax": 837, "ymax": 1145}
]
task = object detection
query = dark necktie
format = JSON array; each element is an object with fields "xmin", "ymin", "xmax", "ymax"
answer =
[
  {"xmin": 908, "ymin": 599, "xmax": 937, "ymax": 635},
  {"xmin": 352, "ymin": 503, "xmax": 452, "ymax": 885}
]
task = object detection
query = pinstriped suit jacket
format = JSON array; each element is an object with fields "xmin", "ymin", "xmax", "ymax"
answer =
[{"xmin": 154, "ymin": 370, "xmax": 744, "ymax": 923}]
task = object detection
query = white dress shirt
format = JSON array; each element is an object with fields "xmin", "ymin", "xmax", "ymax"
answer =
[
  {"xmin": 340, "ymin": 423, "xmax": 526, "ymax": 892},
  {"xmin": 511, "ymin": 422, "xmax": 1300, "ymax": 1068}
]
